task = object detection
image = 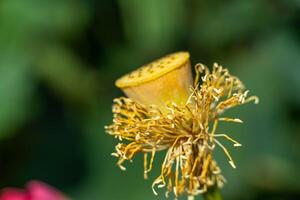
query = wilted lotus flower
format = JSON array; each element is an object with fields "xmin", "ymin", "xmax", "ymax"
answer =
[
  {"xmin": 105, "ymin": 52, "xmax": 258, "ymax": 199},
  {"xmin": 0, "ymin": 181, "xmax": 69, "ymax": 200}
]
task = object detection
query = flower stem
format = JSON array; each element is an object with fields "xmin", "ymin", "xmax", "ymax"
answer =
[
  {"xmin": 188, "ymin": 195, "xmax": 195, "ymax": 200},
  {"xmin": 202, "ymin": 187, "xmax": 222, "ymax": 200}
]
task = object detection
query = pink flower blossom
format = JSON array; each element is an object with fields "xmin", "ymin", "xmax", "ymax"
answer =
[{"xmin": 0, "ymin": 181, "xmax": 69, "ymax": 200}]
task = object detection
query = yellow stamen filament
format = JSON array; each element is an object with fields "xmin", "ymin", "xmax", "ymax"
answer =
[
  {"xmin": 213, "ymin": 134, "xmax": 242, "ymax": 147},
  {"xmin": 214, "ymin": 139, "xmax": 236, "ymax": 169},
  {"xmin": 144, "ymin": 153, "xmax": 148, "ymax": 179},
  {"xmin": 218, "ymin": 118, "xmax": 243, "ymax": 123}
]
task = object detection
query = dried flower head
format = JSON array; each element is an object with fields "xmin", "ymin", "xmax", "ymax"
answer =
[{"xmin": 105, "ymin": 52, "xmax": 258, "ymax": 199}]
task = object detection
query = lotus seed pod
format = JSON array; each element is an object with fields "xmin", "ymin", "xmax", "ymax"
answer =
[{"xmin": 115, "ymin": 52, "xmax": 192, "ymax": 109}]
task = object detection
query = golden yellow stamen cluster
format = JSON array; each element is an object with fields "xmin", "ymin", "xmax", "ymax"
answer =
[{"xmin": 105, "ymin": 53, "xmax": 258, "ymax": 199}]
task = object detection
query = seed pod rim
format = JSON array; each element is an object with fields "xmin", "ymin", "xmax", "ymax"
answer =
[{"xmin": 115, "ymin": 51, "xmax": 190, "ymax": 88}]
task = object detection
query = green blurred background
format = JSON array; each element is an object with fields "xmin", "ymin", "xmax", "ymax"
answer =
[{"xmin": 1, "ymin": 0, "xmax": 300, "ymax": 199}]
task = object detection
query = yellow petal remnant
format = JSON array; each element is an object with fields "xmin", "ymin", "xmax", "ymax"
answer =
[{"xmin": 105, "ymin": 53, "xmax": 258, "ymax": 199}]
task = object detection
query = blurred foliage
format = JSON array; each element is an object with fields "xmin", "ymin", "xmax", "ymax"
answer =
[{"xmin": 0, "ymin": 0, "xmax": 300, "ymax": 199}]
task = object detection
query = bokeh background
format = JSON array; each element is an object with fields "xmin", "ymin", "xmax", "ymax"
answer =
[{"xmin": 1, "ymin": 0, "xmax": 300, "ymax": 199}]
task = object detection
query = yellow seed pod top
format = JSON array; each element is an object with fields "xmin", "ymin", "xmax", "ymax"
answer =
[{"xmin": 115, "ymin": 52, "xmax": 190, "ymax": 88}]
